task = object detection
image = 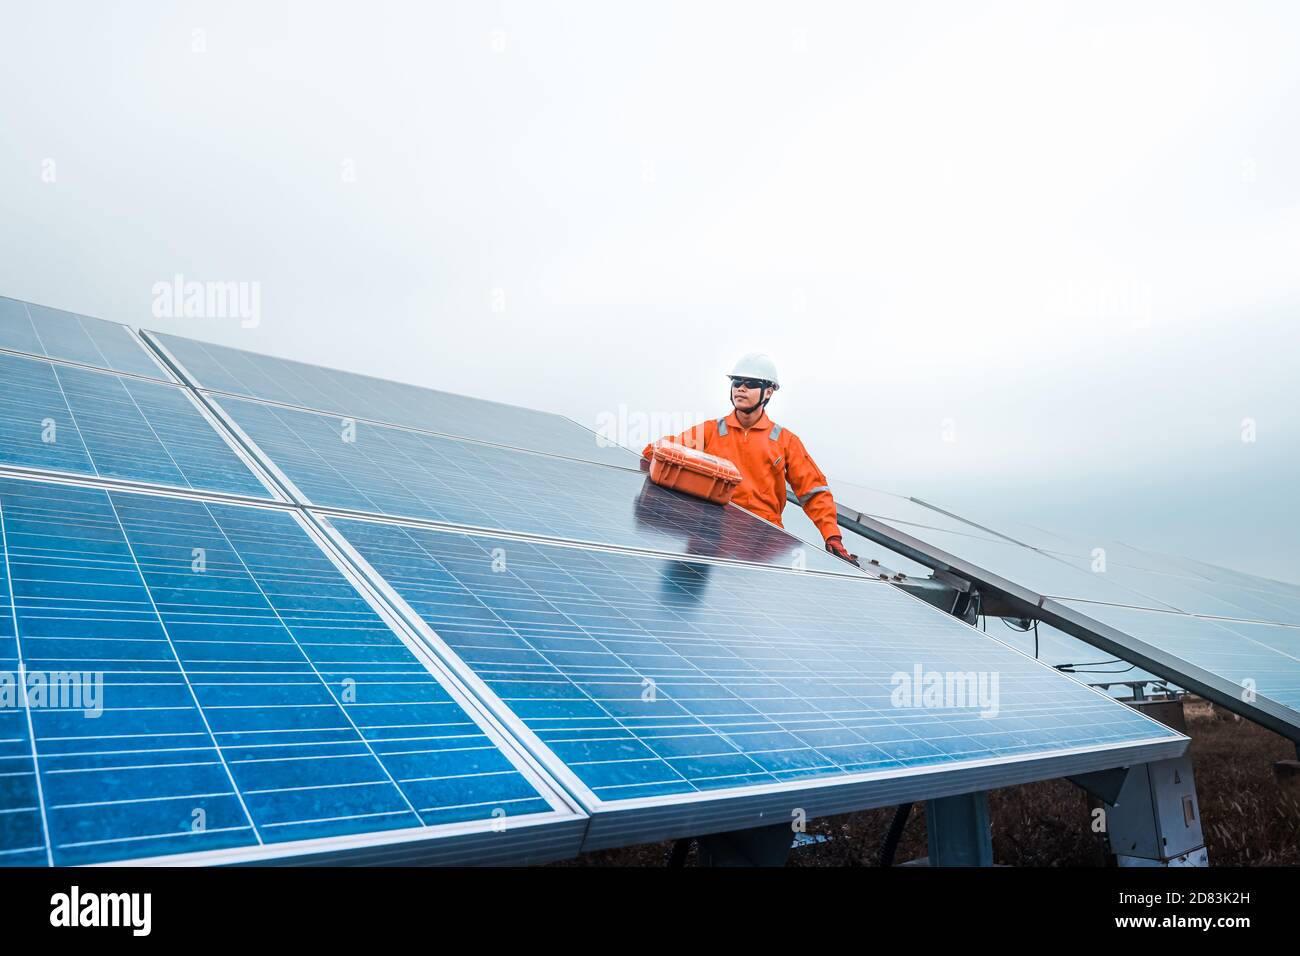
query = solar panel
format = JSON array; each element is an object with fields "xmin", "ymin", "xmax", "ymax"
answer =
[
  {"xmin": 1047, "ymin": 550, "xmax": 1300, "ymax": 624},
  {"xmin": 855, "ymin": 518, "xmax": 1176, "ymax": 608},
  {"xmin": 0, "ymin": 351, "xmax": 273, "ymax": 500},
  {"xmin": 0, "ymin": 297, "xmax": 170, "ymax": 381},
  {"xmin": 830, "ymin": 489, "xmax": 1300, "ymax": 738},
  {"xmin": 831, "ymin": 479, "xmax": 1018, "ymax": 538},
  {"xmin": 898, "ymin": 495, "xmax": 1300, "ymax": 627},
  {"xmin": 147, "ymin": 331, "xmax": 638, "ymax": 468},
  {"xmin": 0, "ymin": 477, "xmax": 582, "ymax": 866},
  {"xmin": 822, "ymin": 523, "xmax": 1172, "ymax": 694},
  {"xmin": 1053, "ymin": 601, "xmax": 1300, "ymax": 711},
  {"xmin": 204, "ymin": 392, "xmax": 853, "ymax": 575},
  {"xmin": 0, "ymin": 301, "xmax": 1206, "ymax": 864},
  {"xmin": 779, "ymin": 500, "xmax": 933, "ymax": 579},
  {"xmin": 321, "ymin": 514, "xmax": 1185, "ymax": 848},
  {"xmin": 839, "ymin": 502, "xmax": 1300, "ymax": 626},
  {"xmin": 982, "ymin": 619, "xmax": 1170, "ymax": 695}
]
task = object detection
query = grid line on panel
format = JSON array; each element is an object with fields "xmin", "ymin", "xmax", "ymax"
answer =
[
  {"xmin": 198, "ymin": 508, "xmax": 423, "ymax": 826},
  {"xmin": 209, "ymin": 393, "xmax": 851, "ymax": 577},
  {"xmin": 330, "ymin": 517, "xmax": 1180, "ymax": 806},
  {"xmin": 0, "ymin": 494, "xmax": 54, "ymax": 865},
  {"xmin": 0, "ymin": 298, "xmax": 168, "ymax": 381},
  {"xmin": 98, "ymin": 490, "xmax": 265, "ymax": 847},
  {"xmin": 0, "ymin": 352, "xmax": 273, "ymax": 500},
  {"xmin": 0, "ymin": 478, "xmax": 560, "ymax": 866},
  {"xmin": 148, "ymin": 330, "xmax": 644, "ymax": 468}
]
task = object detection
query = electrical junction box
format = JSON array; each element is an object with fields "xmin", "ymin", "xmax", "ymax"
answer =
[{"xmin": 1106, "ymin": 754, "xmax": 1207, "ymax": 866}]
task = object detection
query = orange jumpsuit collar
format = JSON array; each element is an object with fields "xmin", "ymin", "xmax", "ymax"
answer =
[{"xmin": 724, "ymin": 409, "xmax": 772, "ymax": 432}]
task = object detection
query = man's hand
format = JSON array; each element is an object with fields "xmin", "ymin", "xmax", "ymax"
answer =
[{"xmin": 825, "ymin": 535, "xmax": 860, "ymax": 567}]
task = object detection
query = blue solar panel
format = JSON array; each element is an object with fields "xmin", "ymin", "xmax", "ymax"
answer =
[
  {"xmin": 831, "ymin": 479, "xmax": 1013, "ymax": 538},
  {"xmin": 886, "ymin": 494, "xmax": 1300, "ymax": 626},
  {"xmin": 0, "ymin": 478, "xmax": 576, "ymax": 865},
  {"xmin": 325, "ymin": 515, "xmax": 1183, "ymax": 830},
  {"xmin": 1047, "ymin": 551, "xmax": 1300, "ymax": 625},
  {"xmin": 0, "ymin": 352, "xmax": 272, "ymax": 499},
  {"xmin": 860, "ymin": 520, "xmax": 1174, "ymax": 608},
  {"xmin": 0, "ymin": 297, "xmax": 169, "ymax": 381},
  {"xmin": 208, "ymin": 393, "xmax": 851, "ymax": 575},
  {"xmin": 839, "ymin": 489, "xmax": 1300, "ymax": 733},
  {"xmin": 150, "ymin": 331, "xmax": 638, "ymax": 467},
  {"xmin": 1057, "ymin": 601, "xmax": 1300, "ymax": 711},
  {"xmin": 984, "ymin": 619, "xmax": 1169, "ymax": 696}
]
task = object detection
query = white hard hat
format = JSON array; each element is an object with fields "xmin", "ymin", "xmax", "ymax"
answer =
[{"xmin": 727, "ymin": 352, "xmax": 779, "ymax": 389}]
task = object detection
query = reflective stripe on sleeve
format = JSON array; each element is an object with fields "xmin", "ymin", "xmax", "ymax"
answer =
[{"xmin": 798, "ymin": 485, "xmax": 830, "ymax": 505}]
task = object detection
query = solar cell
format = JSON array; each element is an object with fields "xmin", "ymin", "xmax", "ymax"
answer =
[
  {"xmin": 0, "ymin": 477, "xmax": 580, "ymax": 865},
  {"xmin": 0, "ymin": 352, "xmax": 272, "ymax": 500},
  {"xmin": 148, "ymin": 331, "xmax": 638, "ymax": 467},
  {"xmin": 323, "ymin": 514, "xmax": 1185, "ymax": 846},
  {"xmin": 206, "ymin": 393, "xmax": 852, "ymax": 575},
  {"xmin": 0, "ymin": 297, "xmax": 170, "ymax": 381}
]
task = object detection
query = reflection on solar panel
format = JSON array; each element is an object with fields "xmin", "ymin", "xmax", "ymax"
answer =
[
  {"xmin": 149, "ymin": 331, "xmax": 637, "ymax": 467},
  {"xmin": 210, "ymin": 393, "xmax": 849, "ymax": 574},
  {"xmin": 0, "ymin": 478, "xmax": 579, "ymax": 865},
  {"xmin": 0, "ymin": 352, "xmax": 272, "ymax": 499},
  {"xmin": 325, "ymin": 514, "xmax": 1184, "ymax": 846},
  {"xmin": 780, "ymin": 502, "xmax": 931, "ymax": 579},
  {"xmin": 830, "ymin": 489, "xmax": 1300, "ymax": 737},
  {"xmin": 0, "ymin": 297, "xmax": 169, "ymax": 381},
  {"xmin": 0, "ymin": 301, "xmax": 1204, "ymax": 865}
]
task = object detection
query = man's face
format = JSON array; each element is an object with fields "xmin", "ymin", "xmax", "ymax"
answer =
[{"xmin": 731, "ymin": 378, "xmax": 771, "ymax": 410}]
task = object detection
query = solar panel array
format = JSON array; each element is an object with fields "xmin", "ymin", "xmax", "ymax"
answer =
[
  {"xmin": 0, "ymin": 297, "xmax": 1189, "ymax": 865},
  {"xmin": 208, "ymin": 393, "xmax": 848, "ymax": 574},
  {"xmin": 328, "ymin": 517, "xmax": 1181, "ymax": 840},
  {"xmin": 0, "ymin": 480, "xmax": 574, "ymax": 865},
  {"xmin": 827, "ymin": 484, "xmax": 1300, "ymax": 736}
]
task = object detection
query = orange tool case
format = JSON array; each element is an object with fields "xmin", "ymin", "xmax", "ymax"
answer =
[{"xmin": 647, "ymin": 439, "xmax": 744, "ymax": 505}]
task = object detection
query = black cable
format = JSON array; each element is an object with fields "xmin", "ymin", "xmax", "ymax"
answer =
[
  {"xmin": 878, "ymin": 803, "xmax": 913, "ymax": 867},
  {"xmin": 999, "ymin": 616, "xmax": 1039, "ymax": 658},
  {"xmin": 1060, "ymin": 663, "xmax": 1138, "ymax": 675}
]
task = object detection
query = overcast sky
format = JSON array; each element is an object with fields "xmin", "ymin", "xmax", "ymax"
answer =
[{"xmin": 2, "ymin": 1, "xmax": 1296, "ymax": 582}]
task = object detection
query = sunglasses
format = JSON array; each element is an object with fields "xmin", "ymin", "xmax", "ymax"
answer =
[{"xmin": 730, "ymin": 377, "xmax": 768, "ymax": 390}]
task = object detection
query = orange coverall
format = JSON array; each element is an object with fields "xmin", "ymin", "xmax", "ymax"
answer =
[{"xmin": 641, "ymin": 410, "xmax": 842, "ymax": 542}]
